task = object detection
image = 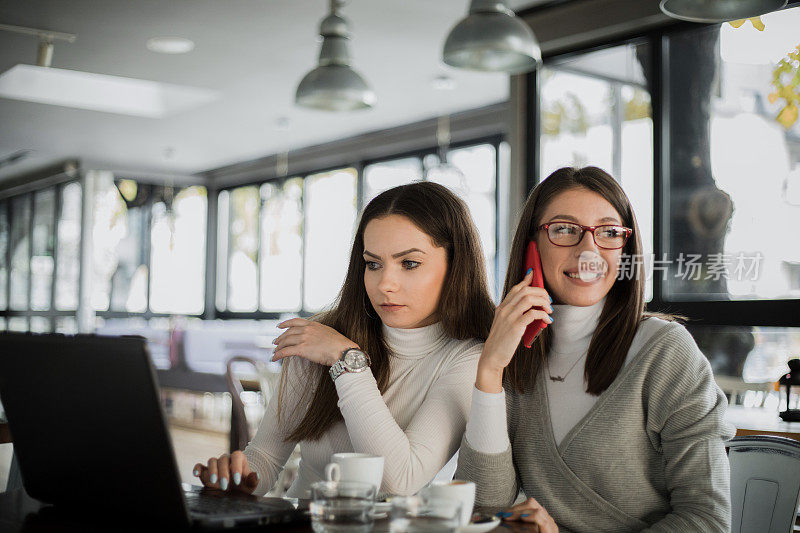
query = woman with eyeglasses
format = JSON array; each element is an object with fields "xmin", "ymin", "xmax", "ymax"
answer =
[
  {"xmin": 456, "ymin": 167, "xmax": 734, "ymax": 533},
  {"xmin": 192, "ymin": 182, "xmax": 494, "ymax": 498}
]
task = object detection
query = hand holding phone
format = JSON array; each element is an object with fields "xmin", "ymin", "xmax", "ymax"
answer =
[{"xmin": 522, "ymin": 241, "xmax": 546, "ymax": 348}]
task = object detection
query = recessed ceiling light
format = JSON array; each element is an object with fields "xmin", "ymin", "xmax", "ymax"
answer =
[{"xmin": 146, "ymin": 36, "xmax": 195, "ymax": 54}]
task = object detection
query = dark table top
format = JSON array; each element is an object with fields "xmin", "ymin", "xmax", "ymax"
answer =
[{"xmin": 0, "ymin": 489, "xmax": 523, "ymax": 533}]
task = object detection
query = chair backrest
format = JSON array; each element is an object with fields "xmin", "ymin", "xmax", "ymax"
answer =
[
  {"xmin": 715, "ymin": 376, "xmax": 774, "ymax": 407},
  {"xmin": 727, "ymin": 435, "xmax": 800, "ymax": 533},
  {"xmin": 225, "ymin": 356, "xmax": 282, "ymax": 452}
]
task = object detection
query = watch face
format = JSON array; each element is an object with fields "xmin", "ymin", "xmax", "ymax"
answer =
[{"xmin": 344, "ymin": 350, "xmax": 367, "ymax": 369}]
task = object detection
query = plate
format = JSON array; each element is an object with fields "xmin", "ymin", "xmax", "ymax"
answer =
[{"xmin": 458, "ymin": 516, "xmax": 501, "ymax": 533}]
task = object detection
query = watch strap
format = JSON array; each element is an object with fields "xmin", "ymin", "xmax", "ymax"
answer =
[{"xmin": 329, "ymin": 348, "xmax": 369, "ymax": 382}]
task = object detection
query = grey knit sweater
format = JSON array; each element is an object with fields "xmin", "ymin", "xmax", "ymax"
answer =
[{"xmin": 455, "ymin": 320, "xmax": 735, "ymax": 533}]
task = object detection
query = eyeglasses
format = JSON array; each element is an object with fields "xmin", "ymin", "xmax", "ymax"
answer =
[{"xmin": 538, "ymin": 221, "xmax": 632, "ymax": 250}]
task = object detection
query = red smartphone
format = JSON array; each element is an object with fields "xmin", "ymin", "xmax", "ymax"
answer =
[{"xmin": 522, "ymin": 241, "xmax": 546, "ymax": 348}]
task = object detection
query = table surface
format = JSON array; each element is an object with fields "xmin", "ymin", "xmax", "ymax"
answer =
[
  {"xmin": 725, "ymin": 405, "xmax": 800, "ymax": 440},
  {"xmin": 0, "ymin": 489, "xmax": 521, "ymax": 533}
]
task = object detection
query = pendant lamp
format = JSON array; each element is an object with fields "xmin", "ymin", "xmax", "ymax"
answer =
[
  {"xmin": 443, "ymin": 0, "xmax": 541, "ymax": 74},
  {"xmin": 659, "ymin": 0, "xmax": 787, "ymax": 23},
  {"xmin": 295, "ymin": 0, "xmax": 376, "ymax": 111}
]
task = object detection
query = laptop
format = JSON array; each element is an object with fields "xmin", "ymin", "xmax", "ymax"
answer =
[{"xmin": 0, "ymin": 332, "xmax": 307, "ymax": 530}]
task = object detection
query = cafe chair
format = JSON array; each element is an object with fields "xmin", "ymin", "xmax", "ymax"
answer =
[
  {"xmin": 224, "ymin": 355, "xmax": 300, "ymax": 496},
  {"xmin": 726, "ymin": 435, "xmax": 800, "ymax": 533},
  {"xmin": 714, "ymin": 375, "xmax": 774, "ymax": 407},
  {"xmin": 225, "ymin": 356, "xmax": 280, "ymax": 452}
]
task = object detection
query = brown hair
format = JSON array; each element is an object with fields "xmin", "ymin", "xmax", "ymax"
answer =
[
  {"xmin": 504, "ymin": 166, "xmax": 657, "ymax": 395},
  {"xmin": 279, "ymin": 181, "xmax": 495, "ymax": 441}
]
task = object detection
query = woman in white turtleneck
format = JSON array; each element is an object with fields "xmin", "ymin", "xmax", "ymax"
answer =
[
  {"xmin": 457, "ymin": 167, "xmax": 733, "ymax": 533},
  {"xmin": 192, "ymin": 182, "xmax": 494, "ymax": 498}
]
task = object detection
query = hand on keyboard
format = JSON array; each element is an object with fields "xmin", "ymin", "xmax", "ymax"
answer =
[{"xmin": 193, "ymin": 450, "xmax": 260, "ymax": 494}]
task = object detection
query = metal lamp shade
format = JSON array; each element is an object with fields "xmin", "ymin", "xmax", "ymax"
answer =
[
  {"xmin": 295, "ymin": 8, "xmax": 376, "ymax": 111},
  {"xmin": 443, "ymin": 0, "xmax": 540, "ymax": 74},
  {"xmin": 659, "ymin": 0, "xmax": 787, "ymax": 22},
  {"xmin": 295, "ymin": 65, "xmax": 376, "ymax": 111}
]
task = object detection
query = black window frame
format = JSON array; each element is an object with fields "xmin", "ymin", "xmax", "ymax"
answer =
[
  {"xmin": 94, "ymin": 179, "xmax": 210, "ymax": 322},
  {"xmin": 525, "ymin": 17, "xmax": 800, "ymax": 328},
  {"xmin": 0, "ymin": 181, "xmax": 81, "ymax": 332}
]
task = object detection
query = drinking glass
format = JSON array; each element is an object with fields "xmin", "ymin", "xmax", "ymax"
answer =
[{"xmin": 309, "ymin": 480, "xmax": 375, "ymax": 533}]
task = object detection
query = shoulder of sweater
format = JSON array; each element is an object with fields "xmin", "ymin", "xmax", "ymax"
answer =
[
  {"xmin": 633, "ymin": 319, "xmax": 711, "ymax": 384},
  {"xmin": 438, "ymin": 336, "xmax": 484, "ymax": 361}
]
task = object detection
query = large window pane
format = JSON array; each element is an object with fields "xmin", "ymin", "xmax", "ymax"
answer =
[
  {"xmin": 665, "ymin": 12, "xmax": 800, "ymax": 300},
  {"xmin": 260, "ymin": 178, "xmax": 303, "ymax": 312},
  {"xmin": 31, "ymin": 188, "xmax": 55, "ymax": 310},
  {"xmin": 540, "ymin": 42, "xmax": 654, "ymax": 299},
  {"xmin": 55, "ymin": 316, "xmax": 78, "ymax": 334},
  {"xmin": 9, "ymin": 195, "xmax": 30, "ymax": 310},
  {"xmin": 8, "ymin": 317, "xmax": 27, "ymax": 332},
  {"xmin": 30, "ymin": 316, "xmax": 51, "ymax": 333},
  {"xmin": 150, "ymin": 186, "xmax": 207, "ymax": 315},
  {"xmin": 363, "ymin": 157, "xmax": 422, "ymax": 204},
  {"xmin": 55, "ymin": 182, "xmax": 81, "ymax": 310},
  {"xmin": 91, "ymin": 174, "xmax": 147, "ymax": 312},
  {"xmin": 227, "ymin": 186, "xmax": 259, "ymax": 312},
  {"xmin": 0, "ymin": 202, "xmax": 8, "ymax": 310},
  {"xmin": 304, "ymin": 168, "xmax": 357, "ymax": 311},
  {"xmin": 448, "ymin": 144, "xmax": 497, "ymax": 294},
  {"xmin": 689, "ymin": 324, "xmax": 800, "ymax": 382}
]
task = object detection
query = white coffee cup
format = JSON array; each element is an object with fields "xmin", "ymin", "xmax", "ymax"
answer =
[
  {"xmin": 324, "ymin": 453, "xmax": 384, "ymax": 493},
  {"xmin": 423, "ymin": 479, "xmax": 476, "ymax": 526}
]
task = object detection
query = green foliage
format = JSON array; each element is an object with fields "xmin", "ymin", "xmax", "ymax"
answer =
[{"xmin": 769, "ymin": 44, "xmax": 800, "ymax": 129}]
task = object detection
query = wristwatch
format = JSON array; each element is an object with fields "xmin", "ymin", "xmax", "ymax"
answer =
[{"xmin": 329, "ymin": 348, "xmax": 371, "ymax": 381}]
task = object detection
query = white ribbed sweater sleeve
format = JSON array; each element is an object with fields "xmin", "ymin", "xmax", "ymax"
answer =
[
  {"xmin": 243, "ymin": 357, "xmax": 311, "ymax": 496},
  {"xmin": 334, "ymin": 344, "xmax": 482, "ymax": 496},
  {"xmin": 464, "ymin": 386, "xmax": 510, "ymax": 453}
]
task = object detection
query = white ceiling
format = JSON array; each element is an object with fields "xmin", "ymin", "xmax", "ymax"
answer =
[{"xmin": 0, "ymin": 0, "xmax": 545, "ymax": 180}]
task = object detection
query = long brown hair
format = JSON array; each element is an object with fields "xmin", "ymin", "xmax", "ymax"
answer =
[
  {"xmin": 504, "ymin": 166, "xmax": 648, "ymax": 395},
  {"xmin": 279, "ymin": 181, "xmax": 495, "ymax": 441}
]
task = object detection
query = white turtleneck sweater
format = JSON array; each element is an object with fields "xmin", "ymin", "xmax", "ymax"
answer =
[
  {"xmin": 466, "ymin": 299, "xmax": 664, "ymax": 451},
  {"xmin": 244, "ymin": 322, "xmax": 483, "ymax": 498}
]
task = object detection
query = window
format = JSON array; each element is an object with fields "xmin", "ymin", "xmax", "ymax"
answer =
[
  {"xmin": 31, "ymin": 188, "xmax": 56, "ymax": 311},
  {"xmin": 217, "ymin": 168, "xmax": 358, "ymax": 315},
  {"xmin": 363, "ymin": 157, "xmax": 423, "ymax": 204},
  {"xmin": 664, "ymin": 12, "xmax": 800, "ymax": 301},
  {"xmin": 149, "ymin": 186, "xmax": 207, "ymax": 314},
  {"xmin": 446, "ymin": 144, "xmax": 498, "ymax": 292},
  {"xmin": 90, "ymin": 174, "xmax": 207, "ymax": 316},
  {"xmin": 526, "ymin": 8, "xmax": 800, "ymax": 384},
  {"xmin": 539, "ymin": 42, "xmax": 654, "ymax": 299},
  {"xmin": 218, "ymin": 139, "xmax": 505, "ymax": 316},
  {"xmin": 223, "ymin": 185, "xmax": 260, "ymax": 312},
  {"xmin": 55, "ymin": 182, "xmax": 82, "ymax": 311},
  {"xmin": 0, "ymin": 181, "xmax": 81, "ymax": 332},
  {"xmin": 259, "ymin": 178, "xmax": 303, "ymax": 312},
  {"xmin": 303, "ymin": 168, "xmax": 358, "ymax": 311},
  {"xmin": 91, "ymin": 174, "xmax": 141, "ymax": 312},
  {"xmin": 9, "ymin": 195, "xmax": 30, "ymax": 311}
]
